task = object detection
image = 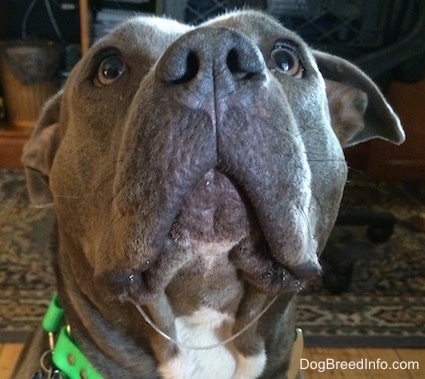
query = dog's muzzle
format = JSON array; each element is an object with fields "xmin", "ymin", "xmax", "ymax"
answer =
[{"xmin": 97, "ymin": 27, "xmax": 322, "ymax": 302}]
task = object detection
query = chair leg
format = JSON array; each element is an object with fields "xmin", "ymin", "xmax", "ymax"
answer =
[
  {"xmin": 321, "ymin": 209, "xmax": 397, "ymax": 293},
  {"xmin": 320, "ymin": 242, "xmax": 355, "ymax": 294}
]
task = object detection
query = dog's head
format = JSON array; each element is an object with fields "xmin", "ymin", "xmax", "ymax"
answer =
[{"xmin": 22, "ymin": 11, "xmax": 403, "ymax": 307}]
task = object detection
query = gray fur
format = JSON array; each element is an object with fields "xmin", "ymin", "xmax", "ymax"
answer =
[{"xmin": 15, "ymin": 10, "xmax": 403, "ymax": 379}]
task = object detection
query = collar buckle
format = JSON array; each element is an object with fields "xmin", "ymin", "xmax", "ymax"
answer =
[{"xmin": 33, "ymin": 295, "xmax": 103, "ymax": 379}]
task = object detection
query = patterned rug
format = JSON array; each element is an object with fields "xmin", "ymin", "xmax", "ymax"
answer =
[{"xmin": 1, "ymin": 169, "xmax": 425, "ymax": 347}]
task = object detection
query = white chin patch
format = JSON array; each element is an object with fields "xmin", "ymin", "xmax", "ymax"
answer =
[{"xmin": 158, "ymin": 307, "xmax": 266, "ymax": 379}]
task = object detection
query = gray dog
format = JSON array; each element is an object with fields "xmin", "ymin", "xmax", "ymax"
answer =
[{"xmin": 14, "ymin": 10, "xmax": 404, "ymax": 379}]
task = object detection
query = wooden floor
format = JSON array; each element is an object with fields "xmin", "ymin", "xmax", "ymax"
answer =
[{"xmin": 1, "ymin": 343, "xmax": 423, "ymax": 378}]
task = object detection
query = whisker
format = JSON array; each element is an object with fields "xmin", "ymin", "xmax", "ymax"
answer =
[
  {"xmin": 306, "ymin": 158, "xmax": 347, "ymax": 163},
  {"xmin": 310, "ymin": 191, "xmax": 324, "ymax": 219},
  {"xmin": 51, "ymin": 171, "xmax": 117, "ymax": 200},
  {"xmin": 347, "ymin": 166, "xmax": 364, "ymax": 175},
  {"xmin": 305, "ymin": 150, "xmax": 348, "ymax": 164},
  {"xmin": 52, "ymin": 193, "xmax": 91, "ymax": 199}
]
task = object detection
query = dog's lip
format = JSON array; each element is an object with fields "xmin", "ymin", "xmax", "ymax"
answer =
[
  {"xmin": 107, "ymin": 154, "xmax": 320, "ymax": 300},
  {"xmin": 113, "ymin": 243, "xmax": 319, "ymax": 305},
  {"xmin": 229, "ymin": 234, "xmax": 321, "ymax": 295},
  {"xmin": 258, "ymin": 267, "xmax": 305, "ymax": 292}
]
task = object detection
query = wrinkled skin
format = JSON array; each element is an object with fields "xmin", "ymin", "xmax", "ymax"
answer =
[{"xmin": 16, "ymin": 10, "xmax": 403, "ymax": 379}]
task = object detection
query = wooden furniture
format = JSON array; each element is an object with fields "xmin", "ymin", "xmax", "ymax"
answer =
[
  {"xmin": 79, "ymin": 0, "xmax": 90, "ymax": 55},
  {"xmin": 345, "ymin": 79, "xmax": 425, "ymax": 181},
  {"xmin": 376, "ymin": 80, "xmax": 425, "ymax": 181},
  {"xmin": 0, "ymin": 0, "xmax": 91, "ymax": 169},
  {"xmin": 0, "ymin": 127, "xmax": 31, "ymax": 168}
]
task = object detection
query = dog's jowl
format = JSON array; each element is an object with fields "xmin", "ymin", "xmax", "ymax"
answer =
[{"xmin": 15, "ymin": 10, "xmax": 404, "ymax": 379}]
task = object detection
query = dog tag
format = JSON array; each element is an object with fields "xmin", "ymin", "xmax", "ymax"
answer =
[
  {"xmin": 32, "ymin": 369, "xmax": 64, "ymax": 379},
  {"xmin": 32, "ymin": 370, "xmax": 45, "ymax": 379},
  {"xmin": 51, "ymin": 371, "xmax": 64, "ymax": 379}
]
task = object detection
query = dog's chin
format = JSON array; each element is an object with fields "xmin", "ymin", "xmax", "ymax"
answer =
[{"xmin": 168, "ymin": 168, "xmax": 257, "ymax": 246}]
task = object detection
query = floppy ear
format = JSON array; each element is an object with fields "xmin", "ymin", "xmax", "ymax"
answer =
[
  {"xmin": 314, "ymin": 51, "xmax": 405, "ymax": 148},
  {"xmin": 21, "ymin": 92, "xmax": 62, "ymax": 208}
]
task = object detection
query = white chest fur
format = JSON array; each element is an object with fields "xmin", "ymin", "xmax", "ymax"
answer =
[{"xmin": 158, "ymin": 307, "xmax": 266, "ymax": 379}]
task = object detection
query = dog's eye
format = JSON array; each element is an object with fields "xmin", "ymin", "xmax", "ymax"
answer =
[
  {"xmin": 96, "ymin": 55, "xmax": 125, "ymax": 85},
  {"xmin": 271, "ymin": 45, "xmax": 303, "ymax": 78}
]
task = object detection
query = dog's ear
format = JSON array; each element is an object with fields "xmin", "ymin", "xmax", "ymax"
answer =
[
  {"xmin": 21, "ymin": 92, "xmax": 62, "ymax": 207},
  {"xmin": 314, "ymin": 51, "xmax": 405, "ymax": 147}
]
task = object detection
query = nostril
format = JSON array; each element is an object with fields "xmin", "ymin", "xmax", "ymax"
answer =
[
  {"xmin": 227, "ymin": 47, "xmax": 261, "ymax": 81},
  {"xmin": 226, "ymin": 48, "xmax": 239, "ymax": 74},
  {"xmin": 227, "ymin": 48, "xmax": 245, "ymax": 81},
  {"xmin": 169, "ymin": 51, "xmax": 200, "ymax": 85},
  {"xmin": 157, "ymin": 28, "xmax": 266, "ymax": 88}
]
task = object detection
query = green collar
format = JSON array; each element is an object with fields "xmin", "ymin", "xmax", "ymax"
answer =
[
  {"xmin": 41, "ymin": 295, "xmax": 303, "ymax": 379},
  {"xmin": 42, "ymin": 294, "xmax": 103, "ymax": 379}
]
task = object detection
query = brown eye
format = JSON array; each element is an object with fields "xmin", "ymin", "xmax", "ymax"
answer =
[
  {"xmin": 271, "ymin": 45, "xmax": 303, "ymax": 78},
  {"xmin": 96, "ymin": 55, "xmax": 125, "ymax": 85}
]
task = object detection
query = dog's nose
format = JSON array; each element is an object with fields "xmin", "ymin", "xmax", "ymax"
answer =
[{"xmin": 156, "ymin": 27, "xmax": 266, "ymax": 93}]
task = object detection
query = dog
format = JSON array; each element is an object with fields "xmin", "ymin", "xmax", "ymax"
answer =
[{"xmin": 14, "ymin": 10, "xmax": 404, "ymax": 379}]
